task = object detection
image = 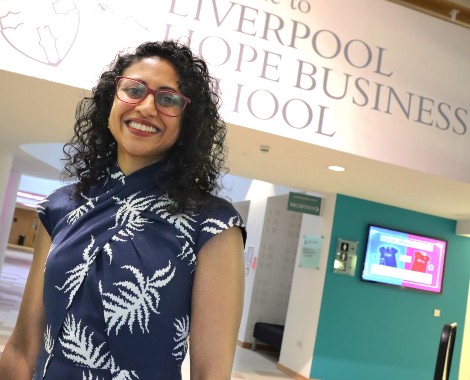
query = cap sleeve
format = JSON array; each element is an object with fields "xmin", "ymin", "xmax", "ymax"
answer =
[
  {"xmin": 195, "ymin": 197, "xmax": 247, "ymax": 254},
  {"xmin": 36, "ymin": 185, "xmax": 75, "ymax": 237}
]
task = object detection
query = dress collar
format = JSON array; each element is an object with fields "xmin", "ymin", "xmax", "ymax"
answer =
[{"xmin": 107, "ymin": 158, "xmax": 171, "ymax": 190}]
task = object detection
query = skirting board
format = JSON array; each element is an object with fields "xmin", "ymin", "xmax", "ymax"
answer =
[
  {"xmin": 7, "ymin": 243, "xmax": 34, "ymax": 253},
  {"xmin": 276, "ymin": 363, "xmax": 314, "ymax": 380},
  {"xmin": 237, "ymin": 340, "xmax": 314, "ymax": 380},
  {"xmin": 236, "ymin": 340, "xmax": 280, "ymax": 353}
]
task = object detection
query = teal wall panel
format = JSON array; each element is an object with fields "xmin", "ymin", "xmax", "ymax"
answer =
[{"xmin": 310, "ymin": 195, "xmax": 470, "ymax": 380}]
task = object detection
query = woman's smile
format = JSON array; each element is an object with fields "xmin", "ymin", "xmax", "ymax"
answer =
[{"xmin": 126, "ymin": 120, "xmax": 160, "ymax": 134}]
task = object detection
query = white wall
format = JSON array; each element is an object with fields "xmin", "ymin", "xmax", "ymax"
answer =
[
  {"xmin": 233, "ymin": 200, "xmax": 250, "ymax": 226},
  {"xmin": 0, "ymin": 167, "xmax": 20, "ymax": 274},
  {"xmin": 237, "ymin": 180, "xmax": 299, "ymax": 342},
  {"xmin": 242, "ymin": 194, "xmax": 302, "ymax": 342},
  {"xmin": 220, "ymin": 174, "xmax": 252, "ymax": 204},
  {"xmin": 279, "ymin": 193, "xmax": 336, "ymax": 378}
]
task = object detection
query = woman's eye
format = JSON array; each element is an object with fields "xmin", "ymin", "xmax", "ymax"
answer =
[
  {"xmin": 158, "ymin": 93, "xmax": 180, "ymax": 107},
  {"xmin": 124, "ymin": 86, "xmax": 146, "ymax": 99}
]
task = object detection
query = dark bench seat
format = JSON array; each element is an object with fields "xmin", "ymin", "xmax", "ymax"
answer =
[{"xmin": 252, "ymin": 322, "xmax": 285, "ymax": 351}]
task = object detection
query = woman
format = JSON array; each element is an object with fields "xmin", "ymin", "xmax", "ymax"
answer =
[{"xmin": 0, "ymin": 40, "xmax": 246, "ymax": 380}]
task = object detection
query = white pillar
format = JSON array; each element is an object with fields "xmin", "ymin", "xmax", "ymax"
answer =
[
  {"xmin": 0, "ymin": 151, "xmax": 13, "ymax": 208},
  {"xmin": 0, "ymin": 152, "xmax": 20, "ymax": 274}
]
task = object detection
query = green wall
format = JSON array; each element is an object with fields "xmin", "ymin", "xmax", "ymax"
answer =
[{"xmin": 310, "ymin": 195, "xmax": 470, "ymax": 380}]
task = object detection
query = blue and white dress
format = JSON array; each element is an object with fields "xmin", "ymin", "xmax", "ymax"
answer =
[{"xmin": 33, "ymin": 160, "xmax": 246, "ymax": 380}]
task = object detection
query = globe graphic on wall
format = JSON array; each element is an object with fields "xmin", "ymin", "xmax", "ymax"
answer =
[{"xmin": 0, "ymin": 0, "xmax": 79, "ymax": 66}]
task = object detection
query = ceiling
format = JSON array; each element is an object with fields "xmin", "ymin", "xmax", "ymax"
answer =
[
  {"xmin": 2, "ymin": 68, "xmax": 470, "ymax": 223},
  {"xmin": 1, "ymin": 1, "xmax": 470, "ymax": 223}
]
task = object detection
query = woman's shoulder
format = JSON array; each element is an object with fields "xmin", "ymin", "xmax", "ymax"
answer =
[
  {"xmin": 197, "ymin": 194, "xmax": 239, "ymax": 219},
  {"xmin": 194, "ymin": 195, "xmax": 247, "ymax": 248},
  {"xmin": 38, "ymin": 183, "xmax": 76, "ymax": 208},
  {"xmin": 36, "ymin": 183, "xmax": 77, "ymax": 235}
]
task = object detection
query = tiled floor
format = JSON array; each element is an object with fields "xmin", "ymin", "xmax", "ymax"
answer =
[
  {"xmin": 0, "ymin": 248, "xmax": 31, "ymax": 353},
  {"xmin": 0, "ymin": 248, "xmax": 292, "ymax": 379}
]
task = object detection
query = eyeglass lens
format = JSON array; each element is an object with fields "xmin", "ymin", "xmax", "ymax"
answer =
[{"xmin": 116, "ymin": 77, "xmax": 188, "ymax": 117}]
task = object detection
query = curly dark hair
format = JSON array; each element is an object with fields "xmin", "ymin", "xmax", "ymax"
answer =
[{"xmin": 62, "ymin": 40, "xmax": 227, "ymax": 213}]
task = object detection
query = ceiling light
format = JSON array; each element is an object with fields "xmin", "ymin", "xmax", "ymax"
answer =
[
  {"xmin": 449, "ymin": 8, "xmax": 460, "ymax": 22},
  {"xmin": 259, "ymin": 145, "xmax": 270, "ymax": 153},
  {"xmin": 17, "ymin": 191, "xmax": 46, "ymax": 201},
  {"xmin": 20, "ymin": 202, "xmax": 39, "ymax": 209},
  {"xmin": 328, "ymin": 165, "xmax": 346, "ymax": 172}
]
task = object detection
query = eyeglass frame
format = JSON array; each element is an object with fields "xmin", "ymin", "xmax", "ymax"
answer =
[{"xmin": 114, "ymin": 76, "xmax": 192, "ymax": 117}]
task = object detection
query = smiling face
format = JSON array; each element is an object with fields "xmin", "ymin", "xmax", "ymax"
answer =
[{"xmin": 108, "ymin": 57, "xmax": 184, "ymax": 175}]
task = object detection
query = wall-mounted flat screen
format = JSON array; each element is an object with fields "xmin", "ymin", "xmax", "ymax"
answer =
[{"xmin": 362, "ymin": 225, "xmax": 447, "ymax": 294}]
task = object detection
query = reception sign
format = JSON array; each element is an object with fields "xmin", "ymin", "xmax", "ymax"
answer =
[{"xmin": 288, "ymin": 192, "xmax": 322, "ymax": 216}]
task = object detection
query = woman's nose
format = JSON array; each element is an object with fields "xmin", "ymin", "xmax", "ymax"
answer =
[{"xmin": 135, "ymin": 93, "xmax": 158, "ymax": 115}]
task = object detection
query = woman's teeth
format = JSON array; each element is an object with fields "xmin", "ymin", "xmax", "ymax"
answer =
[{"xmin": 127, "ymin": 121, "xmax": 158, "ymax": 133}]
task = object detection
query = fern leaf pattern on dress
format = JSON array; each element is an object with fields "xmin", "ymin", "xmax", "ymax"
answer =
[
  {"xmin": 109, "ymin": 357, "xmax": 140, "ymax": 380},
  {"xmin": 150, "ymin": 195, "xmax": 197, "ymax": 243},
  {"xmin": 103, "ymin": 242, "xmax": 113, "ymax": 265},
  {"xmin": 66, "ymin": 194, "xmax": 98, "ymax": 225},
  {"xmin": 44, "ymin": 242, "xmax": 56, "ymax": 272},
  {"xmin": 36, "ymin": 203, "xmax": 46, "ymax": 216},
  {"xmin": 172, "ymin": 315, "xmax": 189, "ymax": 360},
  {"xmin": 36, "ymin": 189, "xmax": 56, "ymax": 216},
  {"xmin": 177, "ymin": 240, "xmax": 195, "ymax": 266},
  {"xmin": 44, "ymin": 324, "xmax": 54, "ymax": 355},
  {"xmin": 43, "ymin": 324, "xmax": 55, "ymax": 378},
  {"xmin": 109, "ymin": 192, "xmax": 156, "ymax": 242},
  {"xmin": 82, "ymin": 370, "xmax": 105, "ymax": 380},
  {"xmin": 59, "ymin": 314, "xmax": 111, "ymax": 370},
  {"xmin": 201, "ymin": 215, "xmax": 244, "ymax": 235},
  {"xmin": 150, "ymin": 194, "xmax": 198, "ymax": 266},
  {"xmin": 110, "ymin": 169, "xmax": 126, "ymax": 185},
  {"xmin": 56, "ymin": 236, "xmax": 100, "ymax": 308},
  {"xmin": 103, "ymin": 262, "xmax": 176, "ymax": 335}
]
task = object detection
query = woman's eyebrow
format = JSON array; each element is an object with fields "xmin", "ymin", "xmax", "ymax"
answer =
[
  {"xmin": 158, "ymin": 85, "xmax": 179, "ymax": 91},
  {"xmin": 130, "ymin": 77, "xmax": 181, "ymax": 93}
]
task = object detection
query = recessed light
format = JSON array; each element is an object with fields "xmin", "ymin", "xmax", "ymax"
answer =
[
  {"xmin": 259, "ymin": 145, "xmax": 270, "ymax": 153},
  {"xmin": 328, "ymin": 165, "xmax": 346, "ymax": 172}
]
